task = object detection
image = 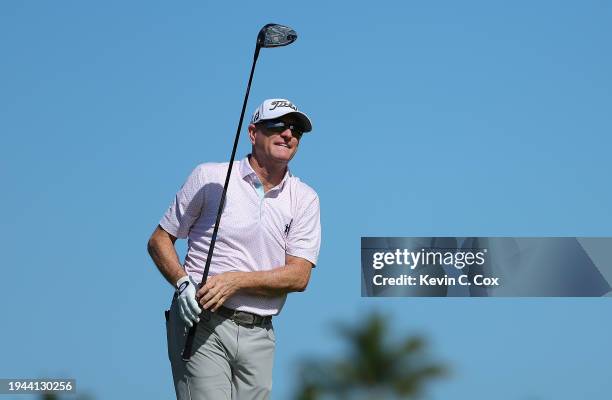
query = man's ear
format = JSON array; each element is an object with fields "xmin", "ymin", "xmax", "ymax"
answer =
[{"xmin": 247, "ymin": 124, "xmax": 257, "ymax": 145}]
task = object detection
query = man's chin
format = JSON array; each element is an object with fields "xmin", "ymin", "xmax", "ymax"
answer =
[{"xmin": 271, "ymin": 157, "xmax": 291, "ymax": 166}]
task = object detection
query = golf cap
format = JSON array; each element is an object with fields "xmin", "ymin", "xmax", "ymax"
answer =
[{"xmin": 251, "ymin": 98, "xmax": 312, "ymax": 133}]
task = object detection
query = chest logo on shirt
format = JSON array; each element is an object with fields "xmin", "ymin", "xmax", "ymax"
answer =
[{"xmin": 284, "ymin": 218, "xmax": 293, "ymax": 236}]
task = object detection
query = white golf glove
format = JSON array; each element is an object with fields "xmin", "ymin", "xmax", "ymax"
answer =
[{"xmin": 176, "ymin": 275, "xmax": 202, "ymax": 327}]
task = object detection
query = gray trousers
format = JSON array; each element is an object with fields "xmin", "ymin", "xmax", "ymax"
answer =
[{"xmin": 165, "ymin": 297, "xmax": 276, "ymax": 400}]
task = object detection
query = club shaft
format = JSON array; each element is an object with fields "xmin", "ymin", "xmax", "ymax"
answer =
[{"xmin": 181, "ymin": 45, "xmax": 261, "ymax": 361}]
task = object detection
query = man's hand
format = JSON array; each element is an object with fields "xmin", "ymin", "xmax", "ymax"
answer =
[
  {"xmin": 176, "ymin": 275, "xmax": 202, "ymax": 327},
  {"xmin": 196, "ymin": 272, "xmax": 244, "ymax": 312}
]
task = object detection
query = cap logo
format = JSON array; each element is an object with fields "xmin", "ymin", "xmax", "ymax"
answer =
[
  {"xmin": 269, "ymin": 100, "xmax": 297, "ymax": 111},
  {"xmin": 253, "ymin": 111, "xmax": 260, "ymax": 122}
]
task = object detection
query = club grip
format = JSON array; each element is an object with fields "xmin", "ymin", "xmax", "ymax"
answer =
[{"xmin": 181, "ymin": 325, "xmax": 197, "ymax": 361}]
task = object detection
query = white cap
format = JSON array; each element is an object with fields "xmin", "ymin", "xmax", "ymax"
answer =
[{"xmin": 250, "ymin": 98, "xmax": 312, "ymax": 133}]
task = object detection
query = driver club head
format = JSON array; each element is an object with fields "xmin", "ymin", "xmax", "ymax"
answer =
[{"xmin": 257, "ymin": 23, "xmax": 297, "ymax": 48}]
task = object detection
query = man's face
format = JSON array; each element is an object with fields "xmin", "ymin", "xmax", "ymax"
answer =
[{"xmin": 248, "ymin": 116, "xmax": 304, "ymax": 165}]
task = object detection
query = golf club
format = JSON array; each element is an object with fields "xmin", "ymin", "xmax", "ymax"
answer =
[{"xmin": 181, "ymin": 23, "xmax": 298, "ymax": 361}]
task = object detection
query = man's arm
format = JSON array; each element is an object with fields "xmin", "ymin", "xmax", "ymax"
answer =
[
  {"xmin": 147, "ymin": 225, "xmax": 187, "ymax": 287},
  {"xmin": 239, "ymin": 254, "xmax": 313, "ymax": 295},
  {"xmin": 196, "ymin": 254, "xmax": 313, "ymax": 312}
]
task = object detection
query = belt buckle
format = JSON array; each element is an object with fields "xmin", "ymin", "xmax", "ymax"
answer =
[{"xmin": 233, "ymin": 311, "xmax": 255, "ymax": 327}]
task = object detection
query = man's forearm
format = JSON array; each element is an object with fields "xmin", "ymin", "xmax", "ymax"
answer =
[
  {"xmin": 196, "ymin": 256, "xmax": 312, "ymax": 311},
  {"xmin": 237, "ymin": 263, "xmax": 310, "ymax": 297},
  {"xmin": 147, "ymin": 226, "xmax": 186, "ymax": 287}
]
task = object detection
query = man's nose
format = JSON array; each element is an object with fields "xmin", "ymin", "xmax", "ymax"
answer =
[{"xmin": 280, "ymin": 128, "xmax": 293, "ymax": 139}]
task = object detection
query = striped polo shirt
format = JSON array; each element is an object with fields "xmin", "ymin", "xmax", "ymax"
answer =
[{"xmin": 160, "ymin": 155, "xmax": 321, "ymax": 316}]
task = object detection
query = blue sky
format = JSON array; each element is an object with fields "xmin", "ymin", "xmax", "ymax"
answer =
[{"xmin": 1, "ymin": 1, "xmax": 611, "ymax": 399}]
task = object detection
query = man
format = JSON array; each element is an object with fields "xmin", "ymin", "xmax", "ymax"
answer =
[{"xmin": 147, "ymin": 98, "xmax": 321, "ymax": 400}]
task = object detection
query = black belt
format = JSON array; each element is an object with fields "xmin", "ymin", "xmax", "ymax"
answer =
[{"xmin": 215, "ymin": 306, "xmax": 272, "ymax": 327}]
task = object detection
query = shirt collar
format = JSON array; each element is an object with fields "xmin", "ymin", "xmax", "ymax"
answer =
[{"xmin": 239, "ymin": 155, "xmax": 292, "ymax": 192}]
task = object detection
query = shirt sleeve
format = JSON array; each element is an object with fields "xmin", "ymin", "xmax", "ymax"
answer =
[
  {"xmin": 159, "ymin": 165, "xmax": 205, "ymax": 239},
  {"xmin": 286, "ymin": 194, "xmax": 321, "ymax": 266}
]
